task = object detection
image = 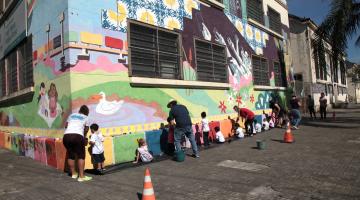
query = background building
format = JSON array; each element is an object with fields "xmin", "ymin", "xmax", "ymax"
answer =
[
  {"xmin": 0, "ymin": 0, "xmax": 291, "ymax": 168},
  {"xmin": 289, "ymin": 14, "xmax": 348, "ymax": 111},
  {"xmin": 346, "ymin": 61, "xmax": 360, "ymax": 104}
]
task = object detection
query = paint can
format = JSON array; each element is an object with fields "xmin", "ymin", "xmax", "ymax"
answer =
[
  {"xmin": 256, "ymin": 140, "xmax": 265, "ymax": 150},
  {"xmin": 174, "ymin": 150, "xmax": 185, "ymax": 162}
]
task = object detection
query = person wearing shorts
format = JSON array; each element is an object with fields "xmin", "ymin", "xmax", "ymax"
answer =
[
  {"xmin": 63, "ymin": 105, "xmax": 92, "ymax": 182},
  {"xmin": 89, "ymin": 123, "xmax": 105, "ymax": 173}
]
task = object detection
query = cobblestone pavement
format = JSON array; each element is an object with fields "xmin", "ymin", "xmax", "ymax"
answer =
[{"xmin": 1, "ymin": 105, "xmax": 360, "ymax": 200}]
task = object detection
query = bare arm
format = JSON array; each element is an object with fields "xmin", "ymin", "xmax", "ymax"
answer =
[{"xmin": 133, "ymin": 151, "xmax": 140, "ymax": 163}]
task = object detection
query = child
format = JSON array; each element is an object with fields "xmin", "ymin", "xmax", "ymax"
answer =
[
  {"xmin": 215, "ymin": 127, "xmax": 225, "ymax": 143},
  {"xmin": 201, "ymin": 112, "xmax": 210, "ymax": 147},
  {"xmin": 268, "ymin": 116, "xmax": 275, "ymax": 129},
  {"xmin": 254, "ymin": 119, "xmax": 262, "ymax": 133},
  {"xmin": 167, "ymin": 117, "xmax": 175, "ymax": 155},
  {"xmin": 133, "ymin": 138, "xmax": 153, "ymax": 163},
  {"xmin": 234, "ymin": 123, "xmax": 244, "ymax": 139},
  {"xmin": 89, "ymin": 124, "xmax": 105, "ymax": 173},
  {"xmin": 262, "ymin": 118, "xmax": 270, "ymax": 131}
]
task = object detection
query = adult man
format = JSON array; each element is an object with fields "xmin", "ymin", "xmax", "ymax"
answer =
[
  {"xmin": 289, "ymin": 95, "xmax": 301, "ymax": 129},
  {"xmin": 167, "ymin": 99, "xmax": 199, "ymax": 158},
  {"xmin": 319, "ymin": 92, "xmax": 328, "ymax": 119},
  {"xmin": 233, "ymin": 106, "xmax": 255, "ymax": 136},
  {"xmin": 307, "ymin": 95, "xmax": 316, "ymax": 119}
]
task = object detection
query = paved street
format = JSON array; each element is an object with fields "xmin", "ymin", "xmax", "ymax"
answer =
[{"xmin": 1, "ymin": 105, "xmax": 360, "ymax": 200}]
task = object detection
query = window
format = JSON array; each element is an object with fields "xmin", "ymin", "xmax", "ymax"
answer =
[
  {"xmin": 195, "ymin": 39, "xmax": 227, "ymax": 83},
  {"xmin": 0, "ymin": 60, "xmax": 5, "ymax": 97},
  {"xmin": 228, "ymin": 0, "xmax": 242, "ymax": 18},
  {"xmin": 247, "ymin": 0, "xmax": 264, "ymax": 25},
  {"xmin": 273, "ymin": 61, "xmax": 285, "ymax": 87},
  {"xmin": 252, "ymin": 55, "xmax": 269, "ymax": 86},
  {"xmin": 129, "ymin": 21, "xmax": 181, "ymax": 79},
  {"xmin": 314, "ymin": 48, "xmax": 326, "ymax": 80},
  {"xmin": 333, "ymin": 61, "xmax": 338, "ymax": 83},
  {"xmin": 7, "ymin": 50, "xmax": 17, "ymax": 93},
  {"xmin": 268, "ymin": 7, "xmax": 282, "ymax": 34},
  {"xmin": 340, "ymin": 61, "xmax": 346, "ymax": 85},
  {"xmin": 18, "ymin": 37, "xmax": 33, "ymax": 90}
]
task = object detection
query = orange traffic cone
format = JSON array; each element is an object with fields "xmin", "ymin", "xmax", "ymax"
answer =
[
  {"xmin": 283, "ymin": 122, "xmax": 294, "ymax": 143},
  {"xmin": 142, "ymin": 168, "xmax": 156, "ymax": 200}
]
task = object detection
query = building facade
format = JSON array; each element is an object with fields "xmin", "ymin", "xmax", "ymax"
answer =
[
  {"xmin": 289, "ymin": 14, "xmax": 348, "ymax": 110},
  {"xmin": 346, "ymin": 61, "xmax": 360, "ymax": 104},
  {"xmin": 0, "ymin": 0, "xmax": 291, "ymax": 168}
]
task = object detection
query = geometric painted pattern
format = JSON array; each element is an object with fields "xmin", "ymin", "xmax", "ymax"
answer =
[
  {"xmin": 225, "ymin": 12, "xmax": 269, "ymax": 53},
  {"xmin": 102, "ymin": 0, "xmax": 200, "ymax": 32}
]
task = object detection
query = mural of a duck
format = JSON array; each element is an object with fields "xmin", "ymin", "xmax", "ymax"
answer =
[{"xmin": 92, "ymin": 92, "xmax": 124, "ymax": 115}]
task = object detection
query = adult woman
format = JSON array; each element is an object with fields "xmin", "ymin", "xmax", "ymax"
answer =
[
  {"xmin": 63, "ymin": 105, "xmax": 92, "ymax": 182},
  {"xmin": 269, "ymin": 99, "xmax": 284, "ymax": 128}
]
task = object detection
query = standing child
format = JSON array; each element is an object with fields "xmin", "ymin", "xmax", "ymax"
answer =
[
  {"xmin": 133, "ymin": 138, "xmax": 153, "ymax": 163},
  {"xmin": 201, "ymin": 112, "xmax": 210, "ymax": 147},
  {"xmin": 89, "ymin": 124, "xmax": 105, "ymax": 173},
  {"xmin": 234, "ymin": 123, "xmax": 244, "ymax": 139},
  {"xmin": 215, "ymin": 127, "xmax": 225, "ymax": 143}
]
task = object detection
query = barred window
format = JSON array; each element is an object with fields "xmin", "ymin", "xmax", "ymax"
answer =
[
  {"xmin": 129, "ymin": 21, "xmax": 181, "ymax": 79},
  {"xmin": 7, "ymin": 50, "xmax": 18, "ymax": 93},
  {"xmin": 228, "ymin": 0, "xmax": 242, "ymax": 18},
  {"xmin": 340, "ymin": 61, "xmax": 346, "ymax": 85},
  {"xmin": 273, "ymin": 61, "xmax": 285, "ymax": 87},
  {"xmin": 18, "ymin": 37, "xmax": 33, "ymax": 90},
  {"xmin": 247, "ymin": 0, "xmax": 264, "ymax": 25},
  {"xmin": 268, "ymin": 7, "xmax": 282, "ymax": 34},
  {"xmin": 252, "ymin": 55, "xmax": 269, "ymax": 86},
  {"xmin": 195, "ymin": 39, "xmax": 227, "ymax": 83},
  {"xmin": 0, "ymin": 60, "xmax": 5, "ymax": 97}
]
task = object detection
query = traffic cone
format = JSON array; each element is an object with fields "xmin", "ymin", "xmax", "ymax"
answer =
[
  {"xmin": 283, "ymin": 122, "xmax": 294, "ymax": 143},
  {"xmin": 142, "ymin": 168, "xmax": 156, "ymax": 200}
]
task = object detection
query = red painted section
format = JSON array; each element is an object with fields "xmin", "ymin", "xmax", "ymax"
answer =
[
  {"xmin": 0, "ymin": 131, "xmax": 4, "ymax": 148},
  {"xmin": 220, "ymin": 120, "xmax": 233, "ymax": 139},
  {"xmin": 46, "ymin": 138, "xmax": 57, "ymax": 168},
  {"xmin": 105, "ymin": 36, "xmax": 123, "ymax": 49},
  {"xmin": 34, "ymin": 137, "xmax": 47, "ymax": 165},
  {"xmin": 33, "ymin": 51, "xmax": 37, "ymax": 60},
  {"xmin": 209, "ymin": 121, "xmax": 220, "ymax": 142}
]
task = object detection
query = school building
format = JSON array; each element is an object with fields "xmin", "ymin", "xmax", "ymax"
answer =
[
  {"xmin": 0, "ymin": 0, "xmax": 291, "ymax": 169},
  {"xmin": 289, "ymin": 14, "xmax": 348, "ymax": 110}
]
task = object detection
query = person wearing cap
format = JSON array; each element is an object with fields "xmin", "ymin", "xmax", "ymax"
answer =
[{"xmin": 167, "ymin": 99, "xmax": 199, "ymax": 158}]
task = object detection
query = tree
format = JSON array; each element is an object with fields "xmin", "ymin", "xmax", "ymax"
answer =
[{"xmin": 313, "ymin": 0, "xmax": 360, "ymax": 67}]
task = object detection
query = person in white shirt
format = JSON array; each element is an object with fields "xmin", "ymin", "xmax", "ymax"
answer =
[
  {"xmin": 201, "ymin": 112, "xmax": 210, "ymax": 147},
  {"xmin": 89, "ymin": 124, "xmax": 105, "ymax": 173},
  {"xmin": 254, "ymin": 120, "xmax": 262, "ymax": 133},
  {"xmin": 215, "ymin": 127, "xmax": 225, "ymax": 143},
  {"xmin": 263, "ymin": 118, "xmax": 270, "ymax": 131},
  {"xmin": 134, "ymin": 138, "xmax": 153, "ymax": 163},
  {"xmin": 234, "ymin": 123, "xmax": 244, "ymax": 139},
  {"xmin": 63, "ymin": 105, "xmax": 92, "ymax": 182}
]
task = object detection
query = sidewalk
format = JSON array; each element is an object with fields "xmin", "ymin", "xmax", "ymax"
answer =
[{"xmin": 1, "ymin": 107, "xmax": 360, "ymax": 200}]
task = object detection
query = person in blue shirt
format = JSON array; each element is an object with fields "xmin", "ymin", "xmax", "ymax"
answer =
[{"xmin": 167, "ymin": 99, "xmax": 199, "ymax": 158}]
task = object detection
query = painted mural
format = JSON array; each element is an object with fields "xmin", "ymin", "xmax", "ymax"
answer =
[{"xmin": 0, "ymin": 0, "xmax": 289, "ymax": 133}]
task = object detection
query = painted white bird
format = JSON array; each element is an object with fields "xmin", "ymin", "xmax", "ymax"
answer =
[{"xmin": 95, "ymin": 92, "xmax": 124, "ymax": 115}]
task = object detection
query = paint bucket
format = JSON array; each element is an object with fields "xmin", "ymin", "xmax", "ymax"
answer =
[
  {"xmin": 256, "ymin": 140, "xmax": 265, "ymax": 150},
  {"xmin": 174, "ymin": 150, "xmax": 185, "ymax": 162}
]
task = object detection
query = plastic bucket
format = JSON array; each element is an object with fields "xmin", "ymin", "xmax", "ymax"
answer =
[
  {"xmin": 256, "ymin": 140, "xmax": 265, "ymax": 150},
  {"xmin": 174, "ymin": 150, "xmax": 185, "ymax": 162}
]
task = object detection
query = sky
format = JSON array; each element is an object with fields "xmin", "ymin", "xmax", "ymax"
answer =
[{"xmin": 287, "ymin": 0, "xmax": 360, "ymax": 64}]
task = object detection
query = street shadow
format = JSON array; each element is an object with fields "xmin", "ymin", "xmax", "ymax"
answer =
[
  {"xmin": 137, "ymin": 192, "xmax": 142, "ymax": 200},
  {"xmin": 271, "ymin": 139, "xmax": 284, "ymax": 143}
]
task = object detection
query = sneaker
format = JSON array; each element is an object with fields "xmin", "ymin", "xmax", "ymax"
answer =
[
  {"xmin": 77, "ymin": 176, "xmax": 92, "ymax": 182},
  {"xmin": 192, "ymin": 154, "xmax": 200, "ymax": 158},
  {"xmin": 71, "ymin": 173, "xmax": 78, "ymax": 179}
]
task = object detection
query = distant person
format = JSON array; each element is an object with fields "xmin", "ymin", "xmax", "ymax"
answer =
[
  {"xmin": 215, "ymin": 127, "xmax": 225, "ymax": 143},
  {"xmin": 307, "ymin": 95, "xmax": 316, "ymax": 119},
  {"xmin": 234, "ymin": 123, "xmax": 244, "ymax": 139},
  {"xmin": 201, "ymin": 112, "xmax": 210, "ymax": 147},
  {"xmin": 233, "ymin": 106, "xmax": 255, "ymax": 136},
  {"xmin": 290, "ymin": 95, "xmax": 302, "ymax": 129},
  {"xmin": 319, "ymin": 92, "xmax": 328, "ymax": 119},
  {"xmin": 133, "ymin": 138, "xmax": 153, "ymax": 163},
  {"xmin": 269, "ymin": 99, "xmax": 284, "ymax": 128},
  {"xmin": 167, "ymin": 99, "xmax": 199, "ymax": 158},
  {"xmin": 89, "ymin": 123, "xmax": 105, "ymax": 173},
  {"xmin": 63, "ymin": 105, "xmax": 92, "ymax": 182}
]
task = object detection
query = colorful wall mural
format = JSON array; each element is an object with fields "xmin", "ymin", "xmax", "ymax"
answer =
[{"xmin": 0, "ymin": 0, "xmax": 290, "ymax": 168}]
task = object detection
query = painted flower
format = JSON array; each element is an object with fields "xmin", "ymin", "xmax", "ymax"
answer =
[
  {"xmin": 164, "ymin": 0, "xmax": 180, "ymax": 10},
  {"xmin": 164, "ymin": 17, "xmax": 181, "ymax": 30},
  {"xmin": 250, "ymin": 94, "xmax": 255, "ymax": 104},
  {"xmin": 246, "ymin": 25, "xmax": 253, "ymax": 39},
  {"xmin": 255, "ymin": 29, "xmax": 261, "ymax": 43},
  {"xmin": 185, "ymin": 0, "xmax": 198, "ymax": 15},
  {"xmin": 218, "ymin": 101, "xmax": 227, "ymax": 113},
  {"xmin": 137, "ymin": 8, "xmax": 157, "ymax": 25},
  {"xmin": 235, "ymin": 20, "xmax": 244, "ymax": 35},
  {"xmin": 117, "ymin": 1, "xmax": 128, "ymax": 15}
]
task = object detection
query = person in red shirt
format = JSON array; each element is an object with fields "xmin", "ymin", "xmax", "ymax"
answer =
[{"xmin": 233, "ymin": 106, "xmax": 255, "ymax": 136}]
